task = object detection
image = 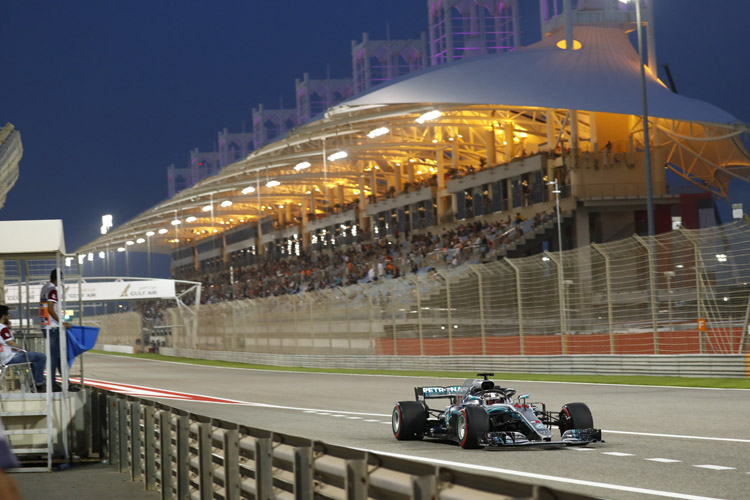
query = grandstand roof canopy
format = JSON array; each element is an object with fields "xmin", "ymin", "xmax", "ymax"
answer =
[
  {"xmin": 75, "ymin": 24, "xmax": 748, "ymax": 258},
  {"xmin": 338, "ymin": 26, "xmax": 738, "ymax": 125}
]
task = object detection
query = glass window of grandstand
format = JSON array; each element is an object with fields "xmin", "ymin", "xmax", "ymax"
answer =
[{"xmin": 230, "ymin": 247, "xmax": 256, "ymax": 267}]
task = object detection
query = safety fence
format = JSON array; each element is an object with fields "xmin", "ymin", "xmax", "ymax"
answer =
[
  {"xmin": 94, "ymin": 387, "xmax": 597, "ymax": 500},
  {"xmin": 94, "ymin": 221, "xmax": 750, "ymax": 357}
]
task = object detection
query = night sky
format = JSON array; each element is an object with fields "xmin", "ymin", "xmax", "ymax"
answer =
[{"xmin": 1, "ymin": 1, "xmax": 749, "ymax": 275}]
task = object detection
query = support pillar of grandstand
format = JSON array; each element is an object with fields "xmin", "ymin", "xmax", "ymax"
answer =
[
  {"xmin": 570, "ymin": 110, "xmax": 579, "ymax": 168},
  {"xmin": 393, "ymin": 162, "xmax": 402, "ymax": 194},
  {"xmin": 337, "ymin": 184, "xmax": 344, "ymax": 209},
  {"xmin": 256, "ymin": 216, "xmax": 265, "ymax": 256},
  {"xmin": 504, "ymin": 122, "xmax": 514, "ymax": 160},
  {"xmin": 589, "ymin": 111, "xmax": 599, "ymax": 156},
  {"xmin": 300, "ymin": 198, "xmax": 309, "ymax": 247},
  {"xmin": 486, "ymin": 128, "xmax": 496, "ymax": 166},
  {"xmin": 436, "ymin": 146, "xmax": 445, "ymax": 190},
  {"xmin": 407, "ymin": 162, "xmax": 415, "ymax": 185},
  {"xmin": 574, "ymin": 207, "xmax": 590, "ymax": 248},
  {"xmin": 370, "ymin": 167, "xmax": 377, "ymax": 199},
  {"xmin": 326, "ymin": 187, "xmax": 333, "ymax": 215}
]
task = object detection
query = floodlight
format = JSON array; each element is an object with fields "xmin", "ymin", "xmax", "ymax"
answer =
[
  {"xmin": 326, "ymin": 151, "xmax": 348, "ymax": 161},
  {"xmin": 367, "ymin": 127, "xmax": 389, "ymax": 139},
  {"xmin": 415, "ymin": 110, "xmax": 442, "ymax": 124}
]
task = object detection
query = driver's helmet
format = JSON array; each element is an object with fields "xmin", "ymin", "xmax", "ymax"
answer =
[{"xmin": 483, "ymin": 391, "xmax": 504, "ymax": 405}]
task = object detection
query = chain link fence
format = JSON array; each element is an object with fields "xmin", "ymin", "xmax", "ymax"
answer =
[{"xmin": 98, "ymin": 220, "xmax": 750, "ymax": 356}]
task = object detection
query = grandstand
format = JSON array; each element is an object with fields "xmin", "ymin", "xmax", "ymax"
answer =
[{"xmin": 76, "ymin": 2, "xmax": 750, "ymax": 356}]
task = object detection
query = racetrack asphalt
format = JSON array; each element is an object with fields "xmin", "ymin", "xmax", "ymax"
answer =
[{"xmin": 77, "ymin": 353, "xmax": 750, "ymax": 500}]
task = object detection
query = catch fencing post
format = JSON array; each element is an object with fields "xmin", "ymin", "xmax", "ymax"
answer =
[
  {"xmin": 223, "ymin": 425, "xmax": 240, "ymax": 500},
  {"xmin": 591, "ymin": 243, "xmax": 614, "ymax": 354},
  {"xmin": 198, "ymin": 419, "xmax": 213, "ymax": 500},
  {"xmin": 411, "ymin": 475, "xmax": 437, "ymax": 500},
  {"xmin": 504, "ymin": 259, "xmax": 525, "ymax": 355},
  {"xmin": 681, "ymin": 228, "xmax": 706, "ymax": 353},
  {"xmin": 144, "ymin": 404, "xmax": 156, "ymax": 490},
  {"xmin": 107, "ymin": 394, "xmax": 118, "ymax": 468},
  {"xmin": 159, "ymin": 411, "xmax": 173, "ymax": 500},
  {"xmin": 294, "ymin": 444, "xmax": 313, "ymax": 500},
  {"xmin": 254, "ymin": 431, "xmax": 274, "ymax": 500},
  {"xmin": 176, "ymin": 413, "xmax": 190, "ymax": 499},
  {"xmin": 118, "ymin": 398, "xmax": 128, "ymax": 473},
  {"xmin": 470, "ymin": 265, "xmax": 487, "ymax": 355},
  {"xmin": 346, "ymin": 456, "xmax": 368, "ymax": 500},
  {"xmin": 130, "ymin": 400, "xmax": 142, "ymax": 481},
  {"xmin": 634, "ymin": 234, "xmax": 659, "ymax": 353}
]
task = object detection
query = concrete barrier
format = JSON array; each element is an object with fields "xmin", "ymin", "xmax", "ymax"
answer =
[{"xmin": 159, "ymin": 347, "xmax": 750, "ymax": 378}]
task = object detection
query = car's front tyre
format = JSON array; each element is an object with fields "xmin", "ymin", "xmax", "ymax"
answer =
[
  {"xmin": 559, "ymin": 402, "xmax": 594, "ymax": 432},
  {"xmin": 392, "ymin": 401, "xmax": 426, "ymax": 441},
  {"xmin": 456, "ymin": 405, "xmax": 490, "ymax": 449}
]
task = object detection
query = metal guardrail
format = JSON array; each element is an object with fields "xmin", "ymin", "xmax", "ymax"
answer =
[{"xmin": 93, "ymin": 387, "xmax": 598, "ymax": 500}]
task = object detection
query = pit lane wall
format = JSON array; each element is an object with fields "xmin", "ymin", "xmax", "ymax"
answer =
[{"xmin": 92, "ymin": 386, "xmax": 599, "ymax": 500}]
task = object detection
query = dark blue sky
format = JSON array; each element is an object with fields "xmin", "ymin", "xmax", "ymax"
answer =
[{"xmin": 1, "ymin": 1, "xmax": 749, "ymax": 263}]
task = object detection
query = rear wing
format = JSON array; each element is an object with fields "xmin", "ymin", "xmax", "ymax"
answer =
[{"xmin": 415, "ymin": 385, "xmax": 465, "ymax": 403}]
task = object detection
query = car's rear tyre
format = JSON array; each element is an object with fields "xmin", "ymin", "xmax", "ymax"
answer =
[
  {"xmin": 392, "ymin": 401, "xmax": 426, "ymax": 440},
  {"xmin": 559, "ymin": 402, "xmax": 594, "ymax": 432},
  {"xmin": 456, "ymin": 405, "xmax": 489, "ymax": 449}
]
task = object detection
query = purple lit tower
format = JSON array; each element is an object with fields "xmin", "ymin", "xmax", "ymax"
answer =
[
  {"xmin": 166, "ymin": 148, "xmax": 221, "ymax": 198},
  {"xmin": 218, "ymin": 128, "xmax": 254, "ymax": 168},
  {"xmin": 428, "ymin": 0, "xmax": 520, "ymax": 66},
  {"xmin": 295, "ymin": 73, "xmax": 354, "ymax": 124},
  {"xmin": 351, "ymin": 32, "xmax": 428, "ymax": 94},
  {"xmin": 252, "ymin": 104, "xmax": 298, "ymax": 150}
]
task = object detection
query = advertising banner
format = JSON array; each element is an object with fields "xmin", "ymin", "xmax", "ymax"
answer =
[{"xmin": 4, "ymin": 280, "xmax": 177, "ymax": 304}]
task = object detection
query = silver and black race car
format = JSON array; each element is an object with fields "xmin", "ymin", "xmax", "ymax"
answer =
[{"xmin": 392, "ymin": 373, "xmax": 603, "ymax": 449}]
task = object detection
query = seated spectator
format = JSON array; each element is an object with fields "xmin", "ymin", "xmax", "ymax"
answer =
[{"xmin": 0, "ymin": 305, "xmax": 47, "ymax": 393}]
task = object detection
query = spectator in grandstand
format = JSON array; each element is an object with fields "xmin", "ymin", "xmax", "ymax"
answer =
[{"xmin": 0, "ymin": 304, "xmax": 47, "ymax": 393}]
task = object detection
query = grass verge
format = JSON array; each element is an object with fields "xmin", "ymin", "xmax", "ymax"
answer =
[{"xmin": 89, "ymin": 350, "xmax": 750, "ymax": 389}]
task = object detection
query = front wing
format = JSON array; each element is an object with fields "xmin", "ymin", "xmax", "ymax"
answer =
[{"xmin": 484, "ymin": 428, "xmax": 603, "ymax": 448}]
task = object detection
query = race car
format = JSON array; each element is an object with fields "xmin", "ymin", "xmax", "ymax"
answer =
[{"xmin": 391, "ymin": 373, "xmax": 603, "ymax": 448}]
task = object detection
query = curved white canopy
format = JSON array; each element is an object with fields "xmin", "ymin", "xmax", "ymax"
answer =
[{"xmin": 341, "ymin": 26, "xmax": 738, "ymax": 126}]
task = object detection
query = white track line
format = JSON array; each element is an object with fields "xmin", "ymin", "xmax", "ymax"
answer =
[
  {"xmin": 601, "ymin": 452, "xmax": 635, "ymax": 457},
  {"xmin": 603, "ymin": 429, "xmax": 750, "ymax": 444},
  {"xmin": 646, "ymin": 458, "xmax": 682, "ymax": 463},
  {"xmin": 89, "ymin": 353, "xmax": 750, "ymax": 391},
  {"xmin": 693, "ymin": 465, "xmax": 735, "ymax": 471},
  {"xmin": 349, "ymin": 446, "xmax": 726, "ymax": 500}
]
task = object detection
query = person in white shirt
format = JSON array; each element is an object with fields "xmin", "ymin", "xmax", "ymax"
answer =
[
  {"xmin": 40, "ymin": 269, "xmax": 71, "ymax": 392},
  {"xmin": 0, "ymin": 304, "xmax": 46, "ymax": 392}
]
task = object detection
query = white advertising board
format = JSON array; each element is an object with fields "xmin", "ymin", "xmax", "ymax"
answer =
[{"xmin": 4, "ymin": 280, "xmax": 177, "ymax": 304}]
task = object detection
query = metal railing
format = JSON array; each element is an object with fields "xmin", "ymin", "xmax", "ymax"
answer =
[{"xmin": 95, "ymin": 387, "xmax": 597, "ymax": 500}]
